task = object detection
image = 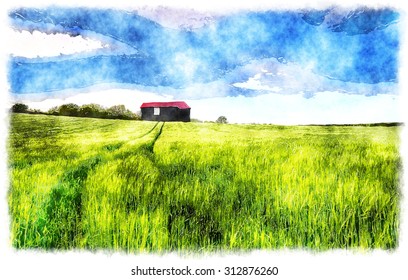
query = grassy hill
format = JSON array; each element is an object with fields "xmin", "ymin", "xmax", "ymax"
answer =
[{"xmin": 8, "ymin": 113, "xmax": 401, "ymax": 251}]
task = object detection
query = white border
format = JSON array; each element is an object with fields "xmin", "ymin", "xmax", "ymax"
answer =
[{"xmin": 1, "ymin": 1, "xmax": 406, "ymax": 279}]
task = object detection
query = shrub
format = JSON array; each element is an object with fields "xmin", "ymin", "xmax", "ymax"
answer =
[
  {"xmin": 11, "ymin": 103, "xmax": 28, "ymax": 113},
  {"xmin": 216, "ymin": 116, "xmax": 228, "ymax": 124}
]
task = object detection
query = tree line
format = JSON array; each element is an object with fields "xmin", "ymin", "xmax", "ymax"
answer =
[{"xmin": 11, "ymin": 103, "xmax": 141, "ymax": 120}]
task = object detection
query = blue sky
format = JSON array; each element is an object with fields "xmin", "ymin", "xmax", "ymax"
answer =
[{"xmin": 7, "ymin": 6, "xmax": 401, "ymax": 124}]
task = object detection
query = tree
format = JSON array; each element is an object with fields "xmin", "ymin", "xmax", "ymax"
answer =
[
  {"xmin": 216, "ymin": 116, "xmax": 228, "ymax": 124},
  {"xmin": 11, "ymin": 103, "xmax": 28, "ymax": 113},
  {"xmin": 44, "ymin": 102, "xmax": 140, "ymax": 120},
  {"xmin": 106, "ymin": 105, "xmax": 127, "ymax": 118},
  {"xmin": 79, "ymin": 103, "xmax": 104, "ymax": 118},
  {"xmin": 58, "ymin": 103, "xmax": 80, "ymax": 116},
  {"xmin": 48, "ymin": 106, "xmax": 59, "ymax": 115},
  {"xmin": 106, "ymin": 105, "xmax": 139, "ymax": 120}
]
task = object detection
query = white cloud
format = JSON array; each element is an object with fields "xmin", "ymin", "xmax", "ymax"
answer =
[
  {"xmin": 230, "ymin": 58, "xmax": 397, "ymax": 97},
  {"xmin": 136, "ymin": 6, "xmax": 217, "ymax": 30},
  {"xmin": 232, "ymin": 73, "xmax": 282, "ymax": 92},
  {"xmin": 7, "ymin": 29, "xmax": 104, "ymax": 58}
]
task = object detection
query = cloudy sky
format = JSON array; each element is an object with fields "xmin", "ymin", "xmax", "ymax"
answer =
[{"xmin": 7, "ymin": 5, "xmax": 401, "ymax": 124}]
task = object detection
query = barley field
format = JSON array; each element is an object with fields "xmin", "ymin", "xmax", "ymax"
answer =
[{"xmin": 8, "ymin": 113, "xmax": 401, "ymax": 252}]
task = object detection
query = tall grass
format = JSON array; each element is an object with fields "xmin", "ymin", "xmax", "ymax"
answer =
[{"xmin": 8, "ymin": 114, "xmax": 401, "ymax": 251}]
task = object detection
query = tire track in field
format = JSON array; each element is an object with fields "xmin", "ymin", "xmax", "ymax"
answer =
[
  {"xmin": 35, "ymin": 156, "xmax": 102, "ymax": 249},
  {"xmin": 138, "ymin": 121, "xmax": 160, "ymax": 138},
  {"xmin": 144, "ymin": 122, "xmax": 165, "ymax": 153}
]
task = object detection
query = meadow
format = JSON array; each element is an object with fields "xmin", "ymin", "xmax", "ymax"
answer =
[{"xmin": 8, "ymin": 113, "xmax": 401, "ymax": 252}]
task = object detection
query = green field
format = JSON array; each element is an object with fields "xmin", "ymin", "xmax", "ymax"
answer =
[{"xmin": 8, "ymin": 113, "xmax": 401, "ymax": 252}]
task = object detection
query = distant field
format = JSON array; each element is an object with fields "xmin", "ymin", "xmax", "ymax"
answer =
[{"xmin": 8, "ymin": 113, "xmax": 401, "ymax": 251}]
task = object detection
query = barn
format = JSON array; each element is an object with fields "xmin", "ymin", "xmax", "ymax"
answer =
[{"xmin": 140, "ymin": 101, "xmax": 191, "ymax": 122}]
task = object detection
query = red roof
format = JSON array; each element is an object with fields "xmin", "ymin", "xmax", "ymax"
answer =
[{"xmin": 140, "ymin": 101, "xmax": 190, "ymax": 109}]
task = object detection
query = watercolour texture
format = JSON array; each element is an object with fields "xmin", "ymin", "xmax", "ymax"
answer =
[{"xmin": 7, "ymin": 6, "xmax": 402, "ymax": 251}]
